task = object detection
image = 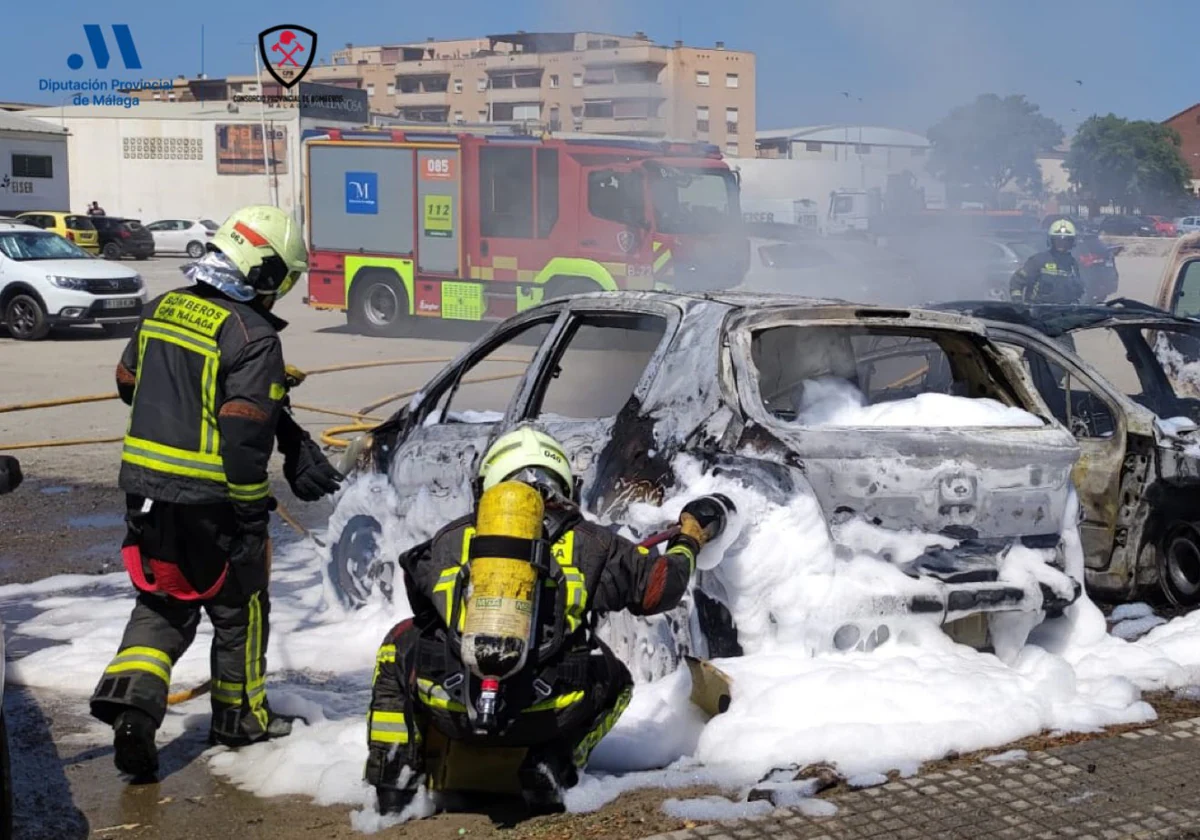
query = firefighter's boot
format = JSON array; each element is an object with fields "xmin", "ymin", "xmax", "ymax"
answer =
[
  {"xmin": 209, "ymin": 708, "xmax": 300, "ymax": 748},
  {"xmin": 113, "ymin": 708, "xmax": 159, "ymax": 779},
  {"xmin": 519, "ymin": 746, "xmax": 578, "ymax": 815},
  {"xmin": 376, "ymin": 770, "xmax": 426, "ymax": 816}
]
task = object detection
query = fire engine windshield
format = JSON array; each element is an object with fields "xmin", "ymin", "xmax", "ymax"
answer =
[{"xmin": 646, "ymin": 163, "xmax": 739, "ymax": 235}]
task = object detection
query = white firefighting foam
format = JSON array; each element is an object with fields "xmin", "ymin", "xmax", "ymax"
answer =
[{"xmin": 7, "ymin": 402, "xmax": 1200, "ymax": 827}]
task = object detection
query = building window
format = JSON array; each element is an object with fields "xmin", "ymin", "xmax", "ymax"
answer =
[
  {"xmin": 696, "ymin": 71, "xmax": 710, "ymax": 87},
  {"xmin": 805, "ymin": 141, "xmax": 822, "ymax": 152},
  {"xmin": 550, "ymin": 74, "xmax": 559, "ymax": 89},
  {"xmin": 572, "ymin": 73, "xmax": 583, "ymax": 88},
  {"xmin": 726, "ymin": 142, "xmax": 739, "ymax": 156},
  {"xmin": 726, "ymin": 73, "xmax": 739, "ymax": 89},
  {"xmin": 696, "ymin": 106, "xmax": 710, "ymax": 133},
  {"xmin": 584, "ymin": 100, "xmax": 614, "ymax": 118},
  {"xmin": 478, "ymin": 109, "xmax": 488, "ymax": 121},
  {"xmin": 366, "ymin": 83, "xmax": 375, "ymax": 96},
  {"xmin": 387, "ymin": 82, "xmax": 396, "ymax": 96},
  {"xmin": 12, "ymin": 154, "xmax": 53, "ymax": 178},
  {"xmin": 726, "ymin": 107, "xmax": 739, "ymax": 134},
  {"xmin": 455, "ymin": 78, "xmax": 464, "ymax": 94},
  {"xmin": 454, "ymin": 111, "xmax": 464, "ymax": 124},
  {"xmin": 856, "ymin": 144, "xmax": 871, "ymax": 154}
]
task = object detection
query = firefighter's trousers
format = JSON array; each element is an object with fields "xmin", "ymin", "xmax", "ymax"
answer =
[
  {"xmin": 90, "ymin": 499, "xmax": 273, "ymax": 744},
  {"xmin": 365, "ymin": 619, "xmax": 633, "ymax": 792}
]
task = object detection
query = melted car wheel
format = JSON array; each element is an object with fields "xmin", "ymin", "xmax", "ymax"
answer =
[
  {"xmin": 329, "ymin": 514, "xmax": 384, "ymax": 608},
  {"xmin": 1159, "ymin": 521, "xmax": 1200, "ymax": 607}
]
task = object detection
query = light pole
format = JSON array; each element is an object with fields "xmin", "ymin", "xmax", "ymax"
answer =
[{"xmin": 239, "ymin": 39, "xmax": 275, "ymax": 206}]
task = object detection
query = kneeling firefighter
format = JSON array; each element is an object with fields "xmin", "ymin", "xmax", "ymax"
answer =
[
  {"xmin": 365, "ymin": 426, "xmax": 733, "ymax": 816},
  {"xmin": 90, "ymin": 205, "xmax": 344, "ymax": 779}
]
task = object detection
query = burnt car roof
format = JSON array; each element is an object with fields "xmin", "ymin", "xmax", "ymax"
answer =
[
  {"xmin": 554, "ymin": 289, "xmax": 987, "ymax": 331},
  {"xmin": 931, "ymin": 298, "xmax": 1199, "ymax": 338}
]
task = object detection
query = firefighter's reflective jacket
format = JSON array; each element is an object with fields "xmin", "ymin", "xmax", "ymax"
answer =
[
  {"xmin": 399, "ymin": 513, "xmax": 695, "ymax": 709},
  {"xmin": 1009, "ymin": 250, "xmax": 1084, "ymax": 304},
  {"xmin": 116, "ymin": 285, "xmax": 288, "ymax": 506}
]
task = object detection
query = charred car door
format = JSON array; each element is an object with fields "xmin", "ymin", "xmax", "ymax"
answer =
[
  {"xmin": 514, "ymin": 298, "xmax": 683, "ymax": 521},
  {"xmin": 990, "ymin": 327, "xmax": 1128, "ymax": 577}
]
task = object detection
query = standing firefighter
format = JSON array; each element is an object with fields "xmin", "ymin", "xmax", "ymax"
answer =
[
  {"xmin": 1010, "ymin": 218, "xmax": 1085, "ymax": 304},
  {"xmin": 365, "ymin": 426, "xmax": 732, "ymax": 816},
  {"xmin": 91, "ymin": 205, "xmax": 344, "ymax": 779}
]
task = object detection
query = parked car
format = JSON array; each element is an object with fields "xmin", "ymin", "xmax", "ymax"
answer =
[
  {"xmin": 1148, "ymin": 216, "xmax": 1179, "ymax": 237},
  {"xmin": 0, "ymin": 222, "xmax": 146, "ymax": 340},
  {"xmin": 1175, "ymin": 217, "xmax": 1200, "ymax": 236},
  {"xmin": 144, "ymin": 218, "xmax": 218, "ymax": 258},
  {"xmin": 1097, "ymin": 215, "xmax": 1159, "ymax": 237},
  {"xmin": 742, "ymin": 236, "xmax": 920, "ymax": 304},
  {"xmin": 935, "ymin": 299, "xmax": 1200, "ymax": 605},
  {"xmin": 90, "ymin": 216, "xmax": 155, "ymax": 260},
  {"xmin": 15, "ymin": 211, "xmax": 99, "ymax": 254},
  {"xmin": 326, "ymin": 291, "xmax": 1082, "ymax": 661}
]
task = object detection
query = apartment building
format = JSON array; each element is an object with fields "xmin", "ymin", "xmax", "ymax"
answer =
[{"xmin": 329, "ymin": 31, "xmax": 756, "ymax": 156}]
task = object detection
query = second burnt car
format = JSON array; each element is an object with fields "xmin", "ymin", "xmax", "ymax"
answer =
[
  {"xmin": 326, "ymin": 291, "xmax": 1081, "ymax": 665},
  {"xmin": 935, "ymin": 299, "xmax": 1200, "ymax": 605}
]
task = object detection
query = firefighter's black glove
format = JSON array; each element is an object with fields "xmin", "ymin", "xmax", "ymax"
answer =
[
  {"xmin": 679, "ymin": 494, "xmax": 735, "ymax": 547},
  {"xmin": 284, "ymin": 437, "xmax": 344, "ymax": 502},
  {"xmin": 231, "ymin": 500, "xmax": 272, "ymax": 594},
  {"xmin": 0, "ymin": 456, "xmax": 22, "ymax": 496}
]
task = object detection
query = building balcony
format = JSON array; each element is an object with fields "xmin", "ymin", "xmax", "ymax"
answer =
[
  {"xmin": 395, "ymin": 90, "xmax": 450, "ymax": 107},
  {"xmin": 482, "ymin": 53, "xmax": 544, "ymax": 71},
  {"xmin": 485, "ymin": 85, "xmax": 543, "ymax": 104},
  {"xmin": 582, "ymin": 45, "xmax": 669, "ymax": 68},
  {"xmin": 582, "ymin": 116, "xmax": 667, "ymax": 135},
  {"xmin": 394, "ymin": 60, "xmax": 452, "ymax": 76},
  {"xmin": 582, "ymin": 81, "xmax": 665, "ymax": 101}
]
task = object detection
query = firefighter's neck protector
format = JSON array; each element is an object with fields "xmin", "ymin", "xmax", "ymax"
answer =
[
  {"xmin": 183, "ymin": 251, "xmax": 256, "ymax": 302},
  {"xmin": 479, "ymin": 427, "xmax": 574, "ymax": 499}
]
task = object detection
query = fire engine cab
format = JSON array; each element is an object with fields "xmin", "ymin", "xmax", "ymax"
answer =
[{"xmin": 302, "ymin": 128, "xmax": 748, "ymax": 334}]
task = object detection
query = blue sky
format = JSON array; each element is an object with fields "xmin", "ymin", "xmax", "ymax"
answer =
[{"xmin": 3, "ymin": 0, "xmax": 1192, "ymax": 136}]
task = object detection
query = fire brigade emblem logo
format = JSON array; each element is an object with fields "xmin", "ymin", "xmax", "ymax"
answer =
[
  {"xmin": 617, "ymin": 230, "xmax": 636, "ymax": 254},
  {"xmin": 258, "ymin": 25, "xmax": 317, "ymax": 89}
]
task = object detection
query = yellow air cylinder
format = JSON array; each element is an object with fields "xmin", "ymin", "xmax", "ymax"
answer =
[{"xmin": 461, "ymin": 481, "xmax": 543, "ymax": 682}]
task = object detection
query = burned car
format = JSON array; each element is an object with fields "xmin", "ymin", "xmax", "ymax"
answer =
[
  {"xmin": 329, "ymin": 291, "xmax": 1081, "ymax": 658},
  {"xmin": 936, "ymin": 299, "xmax": 1200, "ymax": 605}
]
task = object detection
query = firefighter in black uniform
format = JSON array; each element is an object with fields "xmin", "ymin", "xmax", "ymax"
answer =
[
  {"xmin": 365, "ymin": 426, "xmax": 732, "ymax": 817},
  {"xmin": 90, "ymin": 205, "xmax": 344, "ymax": 779},
  {"xmin": 1010, "ymin": 218, "xmax": 1085, "ymax": 304}
]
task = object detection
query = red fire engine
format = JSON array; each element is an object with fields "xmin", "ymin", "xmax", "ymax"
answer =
[{"xmin": 302, "ymin": 128, "xmax": 748, "ymax": 334}]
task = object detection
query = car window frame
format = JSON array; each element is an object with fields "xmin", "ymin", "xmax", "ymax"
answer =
[{"xmin": 518, "ymin": 298, "xmax": 681, "ymax": 423}]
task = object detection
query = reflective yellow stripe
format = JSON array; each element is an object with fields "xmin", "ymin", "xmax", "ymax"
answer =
[
  {"xmin": 122, "ymin": 434, "xmax": 225, "ymax": 483},
  {"xmin": 212, "ymin": 679, "xmax": 243, "ymax": 705},
  {"xmin": 550, "ymin": 532, "xmax": 588, "ymax": 634},
  {"xmin": 373, "ymin": 644, "xmax": 396, "ymax": 684},
  {"xmin": 202, "ymin": 355, "xmax": 219, "ymax": 456},
  {"xmin": 105, "ymin": 646, "xmax": 173, "ymax": 685},
  {"xmin": 416, "ymin": 678, "xmax": 467, "ymax": 712},
  {"xmin": 246, "ymin": 593, "xmax": 269, "ymax": 731},
  {"xmin": 667, "ymin": 542, "xmax": 696, "ymax": 575},
  {"xmin": 654, "ymin": 249, "xmax": 672, "ymax": 274},
  {"xmin": 573, "ymin": 686, "xmax": 632, "ymax": 767},
  {"xmin": 140, "ymin": 320, "xmax": 218, "ymax": 357},
  {"xmin": 369, "ymin": 709, "xmax": 410, "ymax": 744},
  {"xmin": 524, "ymin": 690, "xmax": 585, "ymax": 713},
  {"xmin": 228, "ymin": 480, "xmax": 270, "ymax": 502},
  {"xmin": 269, "ymin": 382, "xmax": 286, "ymax": 401}
]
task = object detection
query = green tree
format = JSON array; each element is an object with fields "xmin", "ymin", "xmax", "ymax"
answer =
[
  {"xmin": 927, "ymin": 94, "xmax": 1064, "ymax": 207},
  {"xmin": 1066, "ymin": 114, "xmax": 1192, "ymax": 215}
]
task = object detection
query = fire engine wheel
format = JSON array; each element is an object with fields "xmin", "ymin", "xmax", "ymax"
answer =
[{"xmin": 349, "ymin": 272, "xmax": 410, "ymax": 337}]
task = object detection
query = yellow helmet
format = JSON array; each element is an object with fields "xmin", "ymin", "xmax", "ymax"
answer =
[
  {"xmin": 210, "ymin": 205, "xmax": 308, "ymax": 301},
  {"xmin": 1049, "ymin": 218, "xmax": 1076, "ymax": 237},
  {"xmin": 479, "ymin": 426, "xmax": 573, "ymax": 496}
]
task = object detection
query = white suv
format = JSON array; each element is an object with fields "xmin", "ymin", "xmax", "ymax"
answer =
[{"xmin": 0, "ymin": 221, "xmax": 147, "ymax": 340}]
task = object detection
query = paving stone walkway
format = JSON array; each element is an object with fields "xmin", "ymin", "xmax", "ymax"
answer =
[{"xmin": 641, "ymin": 718, "xmax": 1200, "ymax": 840}]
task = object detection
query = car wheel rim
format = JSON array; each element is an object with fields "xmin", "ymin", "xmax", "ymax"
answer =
[
  {"xmin": 365, "ymin": 285, "xmax": 398, "ymax": 326},
  {"xmin": 10, "ymin": 301, "xmax": 35, "ymax": 334},
  {"xmin": 1167, "ymin": 535, "xmax": 1200, "ymax": 598}
]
